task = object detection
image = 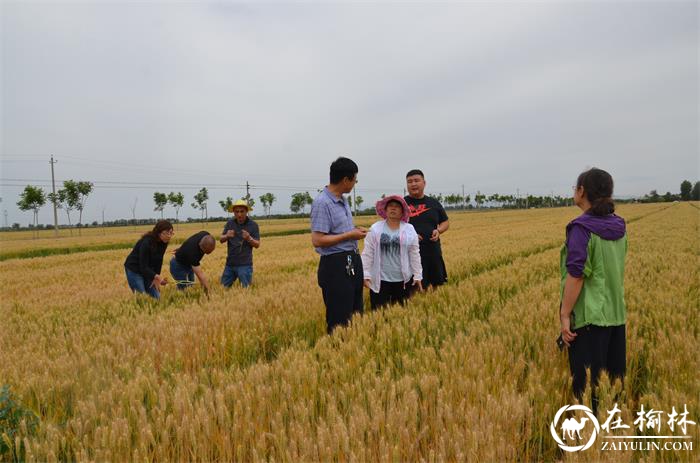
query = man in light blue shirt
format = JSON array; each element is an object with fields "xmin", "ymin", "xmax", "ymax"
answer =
[{"xmin": 310, "ymin": 157, "xmax": 367, "ymax": 334}]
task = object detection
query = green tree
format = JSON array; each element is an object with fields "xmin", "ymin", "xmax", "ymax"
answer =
[
  {"xmin": 290, "ymin": 193, "xmax": 304, "ymax": 214},
  {"xmin": 47, "ymin": 191, "xmax": 68, "ymax": 232},
  {"xmin": 446, "ymin": 193, "xmax": 464, "ymax": 208},
  {"xmin": 168, "ymin": 192, "xmax": 184, "ymax": 223},
  {"xmin": 53, "ymin": 189, "xmax": 73, "ymax": 233},
  {"xmin": 355, "ymin": 195, "xmax": 363, "ymax": 211},
  {"xmin": 241, "ymin": 196, "xmax": 255, "ymax": 211},
  {"xmin": 680, "ymin": 180, "xmax": 692, "ymax": 201},
  {"xmin": 219, "ymin": 196, "xmax": 234, "ymax": 216},
  {"xmin": 57, "ymin": 181, "xmax": 79, "ymax": 232},
  {"xmin": 58, "ymin": 180, "xmax": 93, "ymax": 234},
  {"xmin": 290, "ymin": 192, "xmax": 313, "ymax": 214},
  {"xmin": 191, "ymin": 188, "xmax": 209, "ymax": 221},
  {"xmin": 74, "ymin": 181, "xmax": 93, "ymax": 231},
  {"xmin": 692, "ymin": 182, "xmax": 700, "ymax": 201},
  {"xmin": 17, "ymin": 185, "xmax": 46, "ymax": 238},
  {"xmin": 153, "ymin": 192, "xmax": 168, "ymax": 219},
  {"xmin": 527, "ymin": 195, "xmax": 544, "ymax": 208},
  {"xmin": 259, "ymin": 193, "xmax": 276, "ymax": 217},
  {"xmin": 474, "ymin": 191, "xmax": 486, "ymax": 209}
]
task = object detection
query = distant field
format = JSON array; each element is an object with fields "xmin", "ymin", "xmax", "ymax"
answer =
[
  {"xmin": 1, "ymin": 203, "xmax": 698, "ymax": 461},
  {"xmin": 0, "ymin": 217, "xmax": 377, "ymax": 260}
]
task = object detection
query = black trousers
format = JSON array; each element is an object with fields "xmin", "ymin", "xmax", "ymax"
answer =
[
  {"xmin": 370, "ymin": 280, "xmax": 414, "ymax": 310},
  {"xmin": 420, "ymin": 252, "xmax": 448, "ymax": 288},
  {"xmin": 568, "ymin": 324, "xmax": 626, "ymax": 414},
  {"xmin": 317, "ymin": 251, "xmax": 364, "ymax": 334}
]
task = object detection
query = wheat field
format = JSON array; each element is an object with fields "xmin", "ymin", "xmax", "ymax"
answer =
[{"xmin": 1, "ymin": 202, "xmax": 698, "ymax": 462}]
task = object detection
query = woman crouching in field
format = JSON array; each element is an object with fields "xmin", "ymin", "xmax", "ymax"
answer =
[
  {"xmin": 124, "ymin": 220, "xmax": 174, "ymax": 299},
  {"xmin": 559, "ymin": 168, "xmax": 627, "ymax": 413},
  {"xmin": 361, "ymin": 195, "xmax": 423, "ymax": 310}
]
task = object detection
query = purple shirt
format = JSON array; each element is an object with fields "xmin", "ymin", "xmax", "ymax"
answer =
[
  {"xmin": 310, "ymin": 187, "xmax": 357, "ymax": 255},
  {"xmin": 566, "ymin": 213, "xmax": 626, "ymax": 277}
]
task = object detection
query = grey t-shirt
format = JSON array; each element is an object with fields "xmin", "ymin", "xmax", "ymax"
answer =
[
  {"xmin": 223, "ymin": 218, "xmax": 260, "ymax": 266},
  {"xmin": 380, "ymin": 223, "xmax": 402, "ymax": 282}
]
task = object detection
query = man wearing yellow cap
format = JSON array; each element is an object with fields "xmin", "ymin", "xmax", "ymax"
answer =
[{"xmin": 220, "ymin": 199, "xmax": 260, "ymax": 288}]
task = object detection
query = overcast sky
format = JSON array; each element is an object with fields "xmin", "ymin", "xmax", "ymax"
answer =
[{"xmin": 1, "ymin": 1, "xmax": 698, "ymax": 225}]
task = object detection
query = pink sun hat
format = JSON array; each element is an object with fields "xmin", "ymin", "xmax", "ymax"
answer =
[{"xmin": 375, "ymin": 195, "xmax": 410, "ymax": 223}]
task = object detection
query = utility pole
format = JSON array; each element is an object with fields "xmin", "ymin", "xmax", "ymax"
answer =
[
  {"xmin": 462, "ymin": 184, "xmax": 465, "ymax": 210},
  {"xmin": 50, "ymin": 155, "xmax": 59, "ymax": 236},
  {"xmin": 245, "ymin": 181, "xmax": 250, "ymax": 202},
  {"xmin": 130, "ymin": 197, "xmax": 138, "ymax": 230}
]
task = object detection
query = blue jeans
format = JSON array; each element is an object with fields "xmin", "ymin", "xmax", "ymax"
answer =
[
  {"xmin": 221, "ymin": 264, "xmax": 253, "ymax": 288},
  {"xmin": 125, "ymin": 267, "xmax": 160, "ymax": 299},
  {"xmin": 170, "ymin": 257, "xmax": 195, "ymax": 290}
]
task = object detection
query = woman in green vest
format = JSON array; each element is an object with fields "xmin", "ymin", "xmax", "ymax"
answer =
[{"xmin": 560, "ymin": 168, "xmax": 627, "ymax": 412}]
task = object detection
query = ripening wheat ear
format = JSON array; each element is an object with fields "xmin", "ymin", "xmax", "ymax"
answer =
[{"xmin": 0, "ymin": 203, "xmax": 697, "ymax": 462}]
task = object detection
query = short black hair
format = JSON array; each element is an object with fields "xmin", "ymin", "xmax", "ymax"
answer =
[
  {"xmin": 406, "ymin": 169, "xmax": 424, "ymax": 179},
  {"xmin": 330, "ymin": 157, "xmax": 358, "ymax": 184}
]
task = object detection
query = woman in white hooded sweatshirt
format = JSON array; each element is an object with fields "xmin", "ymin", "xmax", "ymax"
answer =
[{"xmin": 362, "ymin": 195, "xmax": 423, "ymax": 310}]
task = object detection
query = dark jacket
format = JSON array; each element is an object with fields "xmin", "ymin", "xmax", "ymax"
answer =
[{"xmin": 124, "ymin": 235, "xmax": 168, "ymax": 284}]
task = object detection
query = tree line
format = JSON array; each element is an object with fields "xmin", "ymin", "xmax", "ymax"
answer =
[
  {"xmin": 12, "ymin": 179, "xmax": 700, "ymax": 233},
  {"xmin": 639, "ymin": 180, "xmax": 700, "ymax": 203},
  {"xmin": 16, "ymin": 180, "xmax": 94, "ymax": 237}
]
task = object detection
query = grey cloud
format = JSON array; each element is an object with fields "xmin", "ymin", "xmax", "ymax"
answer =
[{"xmin": 1, "ymin": 1, "xmax": 697, "ymax": 225}]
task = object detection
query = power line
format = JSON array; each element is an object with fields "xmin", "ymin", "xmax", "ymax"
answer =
[
  {"xmin": 0, "ymin": 177, "xmax": 410, "ymax": 193},
  {"xmin": 3, "ymin": 154, "xmax": 324, "ymax": 182},
  {"xmin": 1, "ymin": 178, "xmax": 246, "ymax": 187},
  {"xmin": 57, "ymin": 154, "xmax": 324, "ymax": 181}
]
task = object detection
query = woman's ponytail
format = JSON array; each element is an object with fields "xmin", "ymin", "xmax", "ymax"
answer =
[{"xmin": 576, "ymin": 168, "xmax": 615, "ymax": 216}]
